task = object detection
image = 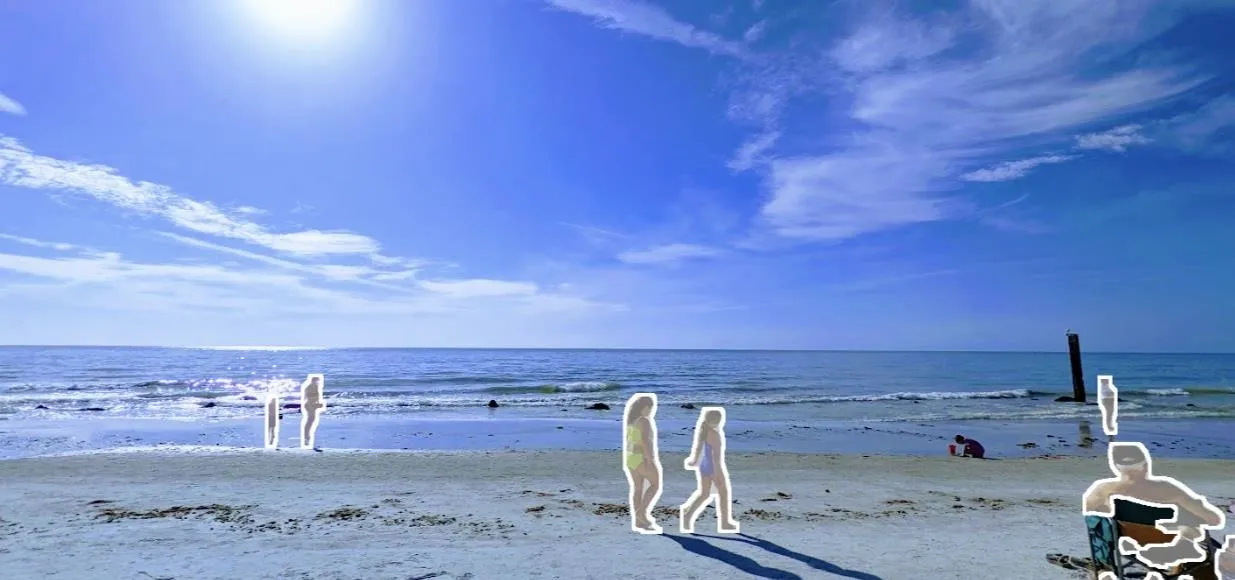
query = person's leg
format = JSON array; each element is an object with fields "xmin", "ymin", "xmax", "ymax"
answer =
[
  {"xmin": 680, "ymin": 477, "xmax": 713, "ymax": 533},
  {"xmin": 302, "ymin": 409, "xmax": 318, "ymax": 447},
  {"xmin": 629, "ymin": 470, "xmax": 651, "ymax": 528},
  {"xmin": 624, "ymin": 469, "xmax": 645, "ymax": 529},
  {"xmin": 639, "ymin": 463, "xmax": 661, "ymax": 525},
  {"xmin": 715, "ymin": 470, "xmax": 739, "ymax": 530}
]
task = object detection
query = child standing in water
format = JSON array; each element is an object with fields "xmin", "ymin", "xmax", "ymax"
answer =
[
  {"xmin": 622, "ymin": 393, "xmax": 663, "ymax": 534},
  {"xmin": 264, "ymin": 393, "xmax": 280, "ymax": 449},
  {"xmin": 680, "ymin": 407, "xmax": 739, "ymax": 534}
]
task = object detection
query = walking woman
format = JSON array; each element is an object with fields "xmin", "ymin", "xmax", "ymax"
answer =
[
  {"xmin": 622, "ymin": 393, "xmax": 664, "ymax": 534},
  {"xmin": 680, "ymin": 407, "xmax": 739, "ymax": 534}
]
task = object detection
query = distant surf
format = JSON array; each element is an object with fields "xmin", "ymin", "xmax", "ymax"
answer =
[{"xmin": 3, "ymin": 347, "xmax": 1234, "ymax": 425}]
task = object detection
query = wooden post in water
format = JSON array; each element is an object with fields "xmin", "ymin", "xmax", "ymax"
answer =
[{"xmin": 1067, "ymin": 331, "xmax": 1086, "ymax": 403}]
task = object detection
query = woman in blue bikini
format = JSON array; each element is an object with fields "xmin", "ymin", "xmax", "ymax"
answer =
[{"xmin": 679, "ymin": 407, "xmax": 739, "ymax": 534}]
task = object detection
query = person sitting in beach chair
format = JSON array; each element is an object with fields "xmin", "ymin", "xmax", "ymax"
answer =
[
  {"xmin": 1082, "ymin": 442, "xmax": 1226, "ymax": 579},
  {"xmin": 1083, "ymin": 501, "xmax": 1224, "ymax": 579},
  {"xmin": 953, "ymin": 435, "xmax": 985, "ymax": 458},
  {"xmin": 1218, "ymin": 534, "xmax": 1235, "ymax": 579}
]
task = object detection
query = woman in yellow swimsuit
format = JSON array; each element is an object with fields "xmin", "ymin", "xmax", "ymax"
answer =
[{"xmin": 623, "ymin": 393, "xmax": 663, "ymax": 533}]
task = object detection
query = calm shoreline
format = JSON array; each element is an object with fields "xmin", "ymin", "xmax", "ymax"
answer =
[{"xmin": 4, "ymin": 414, "xmax": 1234, "ymax": 460}]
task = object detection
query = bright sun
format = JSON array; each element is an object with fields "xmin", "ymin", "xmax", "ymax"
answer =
[{"xmin": 243, "ymin": 0, "xmax": 357, "ymax": 40}]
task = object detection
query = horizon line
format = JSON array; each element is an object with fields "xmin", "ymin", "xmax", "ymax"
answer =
[{"xmin": 0, "ymin": 345, "xmax": 1232, "ymax": 355}]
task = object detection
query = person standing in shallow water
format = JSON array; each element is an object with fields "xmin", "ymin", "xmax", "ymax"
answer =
[
  {"xmin": 1098, "ymin": 374, "xmax": 1119, "ymax": 436},
  {"xmin": 680, "ymin": 407, "xmax": 740, "ymax": 534},
  {"xmin": 622, "ymin": 393, "xmax": 663, "ymax": 534},
  {"xmin": 300, "ymin": 374, "xmax": 326, "ymax": 450},
  {"xmin": 264, "ymin": 393, "xmax": 280, "ymax": 449}
]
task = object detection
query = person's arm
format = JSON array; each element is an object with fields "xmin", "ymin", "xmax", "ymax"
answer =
[
  {"xmin": 707, "ymin": 430, "xmax": 722, "ymax": 463},
  {"xmin": 1172, "ymin": 493, "xmax": 1225, "ymax": 527},
  {"xmin": 1083, "ymin": 484, "xmax": 1114, "ymax": 514},
  {"xmin": 685, "ymin": 426, "xmax": 706, "ymax": 467},
  {"xmin": 639, "ymin": 417, "xmax": 656, "ymax": 460}
]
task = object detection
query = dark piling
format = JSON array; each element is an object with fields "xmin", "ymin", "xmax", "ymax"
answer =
[{"xmin": 1067, "ymin": 331, "xmax": 1086, "ymax": 403}]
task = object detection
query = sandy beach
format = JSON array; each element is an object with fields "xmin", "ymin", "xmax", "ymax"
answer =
[{"xmin": 2, "ymin": 449, "xmax": 1233, "ymax": 579}]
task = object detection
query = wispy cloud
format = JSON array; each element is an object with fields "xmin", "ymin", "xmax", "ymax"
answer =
[
  {"xmin": 1075, "ymin": 124, "xmax": 1152, "ymax": 152},
  {"xmin": 978, "ymin": 215, "xmax": 1051, "ymax": 235},
  {"xmin": 0, "ymin": 92, "xmax": 25, "ymax": 116},
  {"xmin": 156, "ymin": 232, "xmax": 421, "ymax": 288},
  {"xmin": 961, "ymin": 154, "xmax": 1077, "ymax": 183},
  {"xmin": 1155, "ymin": 95, "xmax": 1235, "ymax": 154},
  {"xmin": 727, "ymin": 130, "xmax": 779, "ymax": 172},
  {"xmin": 233, "ymin": 205, "xmax": 267, "ymax": 216},
  {"xmin": 743, "ymin": 21, "xmax": 767, "ymax": 44},
  {"xmin": 418, "ymin": 278, "xmax": 538, "ymax": 299},
  {"xmin": 0, "ymin": 131, "xmax": 619, "ymax": 319},
  {"xmin": 0, "ymin": 246, "xmax": 349, "ymax": 314},
  {"xmin": 0, "ymin": 234, "xmax": 619, "ymax": 317},
  {"xmin": 617, "ymin": 243, "xmax": 724, "ymax": 265},
  {"xmin": 0, "ymin": 233, "xmax": 80, "ymax": 252},
  {"xmin": 559, "ymin": 222, "xmax": 631, "ymax": 248},
  {"xmin": 0, "ymin": 136, "xmax": 382, "ymax": 258},
  {"xmin": 540, "ymin": 1, "xmax": 1229, "ymax": 244},
  {"xmin": 741, "ymin": 2, "xmax": 1211, "ymax": 240},
  {"xmin": 543, "ymin": 0, "xmax": 746, "ymax": 57}
]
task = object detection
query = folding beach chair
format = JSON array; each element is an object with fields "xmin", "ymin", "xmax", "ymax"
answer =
[{"xmin": 1086, "ymin": 499, "xmax": 1220, "ymax": 580}]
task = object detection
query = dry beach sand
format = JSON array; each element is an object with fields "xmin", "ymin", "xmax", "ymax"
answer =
[{"xmin": 1, "ymin": 449, "xmax": 1233, "ymax": 579}]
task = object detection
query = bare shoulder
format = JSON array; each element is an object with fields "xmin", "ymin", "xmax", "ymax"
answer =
[{"xmin": 1083, "ymin": 480, "xmax": 1119, "ymax": 511}]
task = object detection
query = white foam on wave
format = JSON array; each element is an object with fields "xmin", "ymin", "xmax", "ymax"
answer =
[
  {"xmin": 1144, "ymin": 388, "xmax": 1190, "ymax": 396},
  {"xmin": 17, "ymin": 444, "xmax": 455, "ymax": 460},
  {"xmin": 870, "ymin": 402, "xmax": 1235, "ymax": 424},
  {"xmin": 195, "ymin": 346, "xmax": 328, "ymax": 351},
  {"xmin": 0, "ymin": 391, "xmax": 131, "ymax": 402},
  {"xmin": 556, "ymin": 381, "xmax": 618, "ymax": 393}
]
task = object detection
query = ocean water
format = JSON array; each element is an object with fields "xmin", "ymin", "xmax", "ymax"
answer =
[
  {"xmin": 2, "ymin": 347, "xmax": 1233, "ymax": 422},
  {"xmin": 1, "ymin": 347, "xmax": 1233, "ymax": 459}
]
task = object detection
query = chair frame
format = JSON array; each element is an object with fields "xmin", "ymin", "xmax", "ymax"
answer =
[{"xmin": 1086, "ymin": 514, "xmax": 1220, "ymax": 580}]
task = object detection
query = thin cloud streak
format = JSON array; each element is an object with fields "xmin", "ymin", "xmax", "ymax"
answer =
[
  {"xmin": 617, "ymin": 243, "xmax": 724, "ymax": 265},
  {"xmin": 157, "ymin": 232, "xmax": 421, "ymax": 290},
  {"xmin": 544, "ymin": 0, "xmax": 747, "ymax": 57},
  {"xmin": 1075, "ymin": 125, "xmax": 1152, "ymax": 152},
  {"xmin": 961, "ymin": 154, "xmax": 1077, "ymax": 183},
  {"xmin": 0, "ymin": 92, "xmax": 25, "ymax": 116},
  {"xmin": 0, "ymin": 233, "xmax": 80, "ymax": 252}
]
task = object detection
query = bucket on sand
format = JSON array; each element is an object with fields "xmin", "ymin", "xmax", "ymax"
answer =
[{"xmin": 948, "ymin": 444, "xmax": 957, "ymax": 455}]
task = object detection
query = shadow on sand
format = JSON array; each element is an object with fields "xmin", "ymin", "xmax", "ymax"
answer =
[
  {"xmin": 662, "ymin": 534, "xmax": 802, "ymax": 579},
  {"xmin": 680, "ymin": 532, "xmax": 884, "ymax": 580}
]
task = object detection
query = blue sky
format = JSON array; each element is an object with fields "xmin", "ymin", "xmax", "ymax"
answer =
[{"xmin": 0, "ymin": 0, "xmax": 1233, "ymax": 351}]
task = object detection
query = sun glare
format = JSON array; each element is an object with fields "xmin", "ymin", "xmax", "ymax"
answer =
[{"xmin": 243, "ymin": 0, "xmax": 357, "ymax": 40}]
